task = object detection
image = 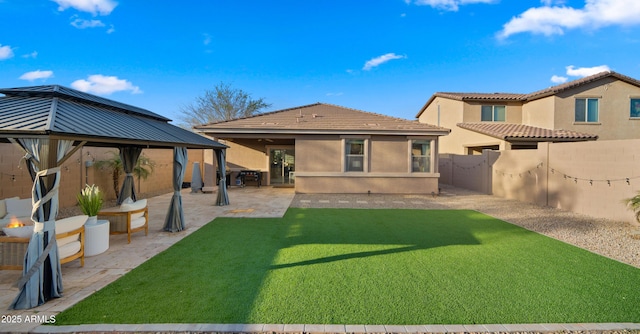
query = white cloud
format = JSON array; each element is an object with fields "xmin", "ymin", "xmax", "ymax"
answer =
[
  {"xmin": 22, "ymin": 51, "xmax": 38, "ymax": 59},
  {"xmin": 106, "ymin": 25, "xmax": 115, "ymax": 34},
  {"xmin": 203, "ymin": 33, "xmax": 212, "ymax": 46},
  {"xmin": 541, "ymin": 0, "xmax": 565, "ymax": 5},
  {"xmin": 71, "ymin": 18, "xmax": 105, "ymax": 28},
  {"xmin": 565, "ymin": 64, "xmax": 611, "ymax": 77},
  {"xmin": 19, "ymin": 70, "xmax": 54, "ymax": 81},
  {"xmin": 71, "ymin": 75, "xmax": 142, "ymax": 95},
  {"xmin": 52, "ymin": 0, "xmax": 118, "ymax": 15},
  {"xmin": 499, "ymin": 0, "xmax": 640, "ymax": 39},
  {"xmin": 0, "ymin": 44, "xmax": 14, "ymax": 60},
  {"xmin": 326, "ymin": 92, "xmax": 344, "ymax": 96},
  {"xmin": 362, "ymin": 53, "xmax": 406, "ymax": 71},
  {"xmin": 550, "ymin": 75, "xmax": 568, "ymax": 83},
  {"xmin": 550, "ymin": 64, "xmax": 611, "ymax": 84},
  {"xmin": 406, "ymin": 0, "xmax": 496, "ymax": 12}
]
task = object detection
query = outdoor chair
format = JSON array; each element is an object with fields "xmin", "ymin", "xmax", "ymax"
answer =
[
  {"xmin": 56, "ymin": 215, "xmax": 87, "ymax": 267},
  {"xmin": 98, "ymin": 199, "xmax": 148, "ymax": 244}
]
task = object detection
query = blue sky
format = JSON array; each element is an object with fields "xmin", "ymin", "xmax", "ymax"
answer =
[{"xmin": 2, "ymin": 0, "xmax": 640, "ymax": 123}]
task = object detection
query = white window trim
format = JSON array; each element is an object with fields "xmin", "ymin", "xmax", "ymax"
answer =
[
  {"xmin": 341, "ymin": 136, "xmax": 370, "ymax": 173},
  {"xmin": 407, "ymin": 137, "xmax": 435, "ymax": 173}
]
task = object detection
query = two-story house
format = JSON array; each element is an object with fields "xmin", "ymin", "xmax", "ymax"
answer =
[{"xmin": 416, "ymin": 71, "xmax": 640, "ymax": 154}]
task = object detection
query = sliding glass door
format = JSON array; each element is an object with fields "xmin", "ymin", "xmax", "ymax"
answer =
[{"xmin": 269, "ymin": 148, "xmax": 295, "ymax": 185}]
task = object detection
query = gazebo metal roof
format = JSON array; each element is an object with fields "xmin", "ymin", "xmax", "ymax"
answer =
[{"xmin": 0, "ymin": 85, "xmax": 226, "ymax": 149}]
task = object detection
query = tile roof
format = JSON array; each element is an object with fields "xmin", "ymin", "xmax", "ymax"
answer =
[
  {"xmin": 432, "ymin": 92, "xmax": 526, "ymax": 101},
  {"xmin": 416, "ymin": 71, "xmax": 640, "ymax": 118},
  {"xmin": 196, "ymin": 103, "xmax": 450, "ymax": 135},
  {"xmin": 525, "ymin": 71, "xmax": 640, "ymax": 101},
  {"xmin": 457, "ymin": 122, "xmax": 598, "ymax": 141}
]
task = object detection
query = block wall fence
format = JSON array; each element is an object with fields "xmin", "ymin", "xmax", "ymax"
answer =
[
  {"xmin": 439, "ymin": 139, "xmax": 640, "ymax": 225},
  {"xmin": 0, "ymin": 143, "xmax": 205, "ymax": 209}
]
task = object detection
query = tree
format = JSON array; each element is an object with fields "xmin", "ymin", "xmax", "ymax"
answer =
[
  {"xmin": 95, "ymin": 151, "xmax": 156, "ymax": 198},
  {"xmin": 179, "ymin": 82, "xmax": 271, "ymax": 127}
]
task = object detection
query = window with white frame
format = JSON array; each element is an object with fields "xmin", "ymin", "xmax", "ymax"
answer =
[
  {"xmin": 345, "ymin": 139, "xmax": 365, "ymax": 172},
  {"xmin": 631, "ymin": 98, "xmax": 640, "ymax": 118},
  {"xmin": 575, "ymin": 98, "xmax": 599, "ymax": 122},
  {"xmin": 411, "ymin": 140, "xmax": 431, "ymax": 173},
  {"xmin": 481, "ymin": 105, "xmax": 506, "ymax": 122}
]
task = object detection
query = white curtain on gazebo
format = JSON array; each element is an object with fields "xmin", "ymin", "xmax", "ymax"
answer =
[{"xmin": 9, "ymin": 138, "xmax": 78, "ymax": 310}]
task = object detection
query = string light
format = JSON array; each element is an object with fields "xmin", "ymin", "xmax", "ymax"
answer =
[
  {"xmin": 492, "ymin": 163, "xmax": 639, "ymax": 187},
  {"xmin": 451, "ymin": 160, "xmax": 485, "ymax": 170},
  {"xmin": 494, "ymin": 162, "xmax": 544, "ymax": 177}
]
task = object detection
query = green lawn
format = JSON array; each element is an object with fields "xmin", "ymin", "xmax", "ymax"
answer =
[{"xmin": 55, "ymin": 209, "xmax": 640, "ymax": 325}]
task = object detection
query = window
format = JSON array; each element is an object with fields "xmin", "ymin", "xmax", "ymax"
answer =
[
  {"xmin": 345, "ymin": 139, "xmax": 365, "ymax": 172},
  {"xmin": 631, "ymin": 98, "xmax": 640, "ymax": 118},
  {"xmin": 481, "ymin": 105, "xmax": 506, "ymax": 122},
  {"xmin": 575, "ymin": 98, "xmax": 599, "ymax": 122},
  {"xmin": 411, "ymin": 140, "xmax": 431, "ymax": 173}
]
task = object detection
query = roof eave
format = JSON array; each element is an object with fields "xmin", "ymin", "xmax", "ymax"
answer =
[
  {"xmin": 197, "ymin": 128, "xmax": 451, "ymax": 136},
  {"xmin": 505, "ymin": 136, "xmax": 598, "ymax": 142}
]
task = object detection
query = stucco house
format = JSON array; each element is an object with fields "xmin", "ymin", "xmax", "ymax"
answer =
[
  {"xmin": 195, "ymin": 103, "xmax": 450, "ymax": 194},
  {"xmin": 417, "ymin": 71, "xmax": 640, "ymax": 154}
]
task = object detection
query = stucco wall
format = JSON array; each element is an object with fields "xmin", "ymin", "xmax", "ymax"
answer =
[
  {"xmin": 420, "ymin": 98, "xmax": 523, "ymax": 154},
  {"xmin": 552, "ymin": 78, "xmax": 640, "ymax": 140},
  {"xmin": 440, "ymin": 139, "xmax": 640, "ymax": 225},
  {"xmin": 296, "ymin": 176, "xmax": 439, "ymax": 194},
  {"xmin": 522, "ymin": 96, "xmax": 556, "ymax": 129},
  {"xmin": 419, "ymin": 97, "xmax": 463, "ymax": 154},
  {"xmin": 222, "ymin": 139, "xmax": 267, "ymax": 171},
  {"xmin": 296, "ymin": 136, "xmax": 342, "ymax": 173},
  {"xmin": 0, "ymin": 143, "xmax": 204, "ymax": 209},
  {"xmin": 220, "ymin": 134, "xmax": 442, "ymax": 194},
  {"xmin": 370, "ymin": 136, "xmax": 409, "ymax": 173},
  {"xmin": 295, "ymin": 134, "xmax": 440, "ymax": 194}
]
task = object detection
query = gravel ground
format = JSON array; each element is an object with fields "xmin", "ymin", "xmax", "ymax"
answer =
[{"xmin": 290, "ymin": 184, "xmax": 640, "ymax": 269}]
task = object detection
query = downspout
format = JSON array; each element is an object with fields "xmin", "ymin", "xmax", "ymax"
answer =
[{"xmin": 546, "ymin": 142, "xmax": 550, "ymax": 207}]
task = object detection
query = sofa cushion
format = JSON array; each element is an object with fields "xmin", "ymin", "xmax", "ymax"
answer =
[
  {"xmin": 57, "ymin": 234, "xmax": 78, "ymax": 247},
  {"xmin": 130, "ymin": 216, "xmax": 147, "ymax": 229},
  {"xmin": 56, "ymin": 215, "xmax": 88, "ymax": 235},
  {"xmin": 6, "ymin": 198, "xmax": 31, "ymax": 218},
  {"xmin": 58, "ymin": 240, "xmax": 81, "ymax": 260},
  {"xmin": 0, "ymin": 197, "xmax": 19, "ymax": 219},
  {"xmin": 120, "ymin": 199, "xmax": 147, "ymax": 220}
]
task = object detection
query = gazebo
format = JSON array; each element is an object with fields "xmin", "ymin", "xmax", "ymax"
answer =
[{"xmin": 0, "ymin": 85, "xmax": 229, "ymax": 309}]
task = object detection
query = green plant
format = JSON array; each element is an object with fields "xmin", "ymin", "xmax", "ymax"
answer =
[
  {"xmin": 624, "ymin": 191, "xmax": 640, "ymax": 224},
  {"xmin": 76, "ymin": 184, "xmax": 104, "ymax": 216},
  {"xmin": 95, "ymin": 151, "xmax": 156, "ymax": 196}
]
